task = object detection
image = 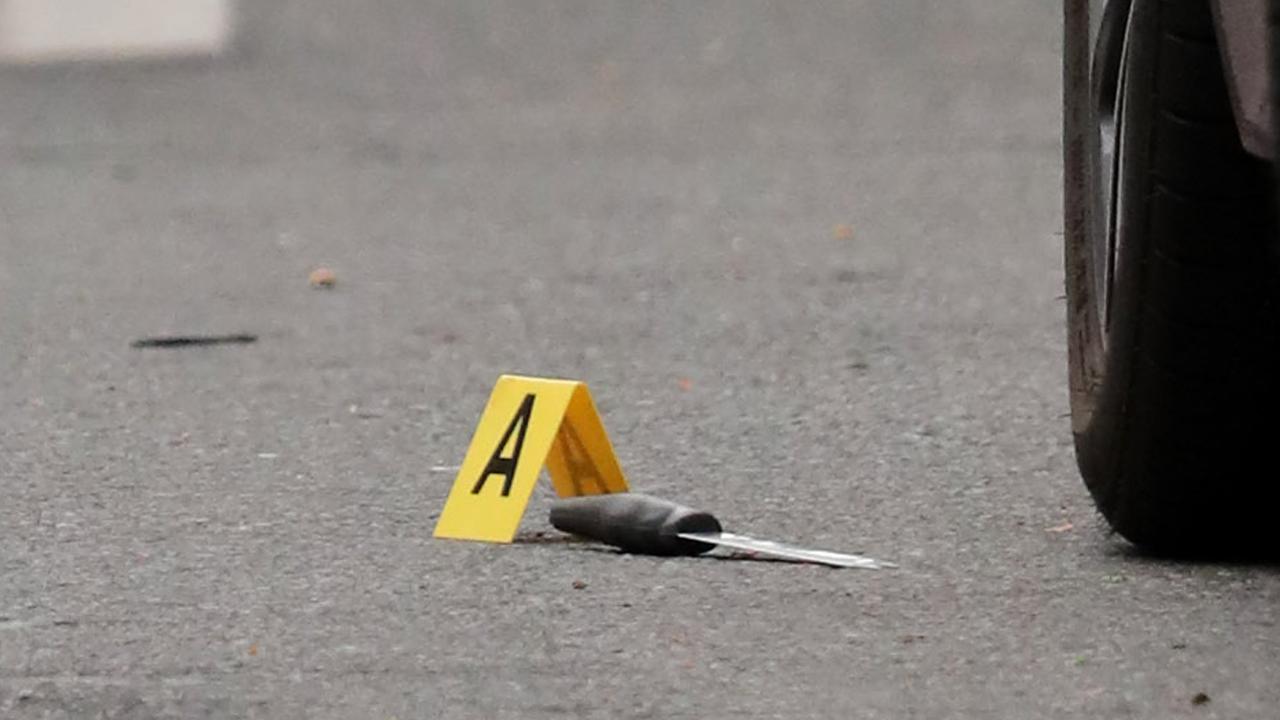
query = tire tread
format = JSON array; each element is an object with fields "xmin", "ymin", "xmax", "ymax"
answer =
[{"xmin": 1074, "ymin": 0, "xmax": 1279, "ymax": 552}]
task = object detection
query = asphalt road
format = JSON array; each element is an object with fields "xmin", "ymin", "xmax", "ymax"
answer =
[{"xmin": 1, "ymin": 2, "xmax": 1277, "ymax": 718}]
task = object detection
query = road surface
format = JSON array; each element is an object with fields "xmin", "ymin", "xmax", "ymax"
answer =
[{"xmin": 1, "ymin": 2, "xmax": 1276, "ymax": 718}]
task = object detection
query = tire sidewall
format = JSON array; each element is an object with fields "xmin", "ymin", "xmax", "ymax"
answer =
[{"xmin": 1066, "ymin": 0, "xmax": 1161, "ymax": 535}]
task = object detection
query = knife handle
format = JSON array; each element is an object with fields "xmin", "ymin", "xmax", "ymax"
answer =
[{"xmin": 549, "ymin": 493, "xmax": 721, "ymax": 556}]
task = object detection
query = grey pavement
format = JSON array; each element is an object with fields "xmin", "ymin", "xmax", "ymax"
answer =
[{"xmin": 1, "ymin": 2, "xmax": 1276, "ymax": 718}]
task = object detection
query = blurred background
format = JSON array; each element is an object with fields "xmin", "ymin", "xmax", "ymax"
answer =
[{"xmin": 0, "ymin": 0, "xmax": 1057, "ymax": 397}]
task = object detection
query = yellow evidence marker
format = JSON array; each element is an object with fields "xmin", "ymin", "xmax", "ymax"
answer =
[{"xmin": 433, "ymin": 375, "xmax": 630, "ymax": 543}]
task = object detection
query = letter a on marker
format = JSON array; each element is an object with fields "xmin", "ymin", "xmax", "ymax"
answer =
[
  {"xmin": 470, "ymin": 393, "xmax": 535, "ymax": 497},
  {"xmin": 433, "ymin": 375, "xmax": 630, "ymax": 543}
]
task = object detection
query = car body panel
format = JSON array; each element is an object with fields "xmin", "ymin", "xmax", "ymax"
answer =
[{"xmin": 1210, "ymin": 0, "xmax": 1271, "ymax": 158}]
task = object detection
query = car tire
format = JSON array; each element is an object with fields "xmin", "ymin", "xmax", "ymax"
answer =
[{"xmin": 1063, "ymin": 0, "xmax": 1280, "ymax": 552}]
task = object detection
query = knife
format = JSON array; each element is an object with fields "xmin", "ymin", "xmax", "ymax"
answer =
[{"xmin": 548, "ymin": 493, "xmax": 893, "ymax": 569}]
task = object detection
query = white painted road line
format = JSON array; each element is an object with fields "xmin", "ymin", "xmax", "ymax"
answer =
[{"xmin": 0, "ymin": 0, "xmax": 233, "ymax": 63}]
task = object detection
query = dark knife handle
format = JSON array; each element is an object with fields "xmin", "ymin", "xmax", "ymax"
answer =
[{"xmin": 549, "ymin": 493, "xmax": 721, "ymax": 556}]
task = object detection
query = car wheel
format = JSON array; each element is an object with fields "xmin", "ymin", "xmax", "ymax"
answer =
[{"xmin": 1063, "ymin": 0, "xmax": 1280, "ymax": 552}]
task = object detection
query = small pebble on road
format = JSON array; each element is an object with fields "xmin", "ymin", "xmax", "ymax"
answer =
[{"xmin": 309, "ymin": 267, "xmax": 337, "ymax": 288}]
